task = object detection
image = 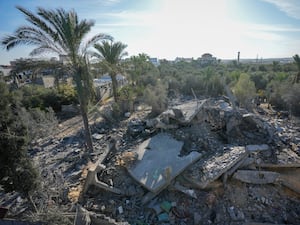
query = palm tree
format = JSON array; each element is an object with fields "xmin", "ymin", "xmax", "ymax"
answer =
[
  {"xmin": 2, "ymin": 6, "xmax": 112, "ymax": 152},
  {"xmin": 127, "ymin": 53, "xmax": 151, "ymax": 85},
  {"xmin": 93, "ymin": 40, "xmax": 127, "ymax": 102},
  {"xmin": 293, "ymin": 54, "xmax": 300, "ymax": 83}
]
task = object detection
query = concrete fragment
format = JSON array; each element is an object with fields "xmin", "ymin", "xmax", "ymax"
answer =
[
  {"xmin": 157, "ymin": 100, "xmax": 207, "ymax": 126},
  {"xmin": 246, "ymin": 144, "xmax": 270, "ymax": 152},
  {"xmin": 92, "ymin": 133, "xmax": 104, "ymax": 140},
  {"xmin": 227, "ymin": 206, "xmax": 245, "ymax": 221},
  {"xmin": 171, "ymin": 182, "xmax": 197, "ymax": 199},
  {"xmin": 81, "ymin": 163, "xmax": 123, "ymax": 196},
  {"xmin": 233, "ymin": 170, "xmax": 280, "ymax": 184},
  {"xmin": 128, "ymin": 133, "xmax": 201, "ymax": 193},
  {"xmin": 79, "ymin": 140, "xmax": 125, "ymax": 200},
  {"xmin": 184, "ymin": 146, "xmax": 247, "ymax": 189}
]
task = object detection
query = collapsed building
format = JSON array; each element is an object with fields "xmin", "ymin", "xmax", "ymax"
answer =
[
  {"xmin": 1, "ymin": 98, "xmax": 299, "ymax": 225},
  {"xmin": 78, "ymin": 98, "xmax": 300, "ymax": 224}
]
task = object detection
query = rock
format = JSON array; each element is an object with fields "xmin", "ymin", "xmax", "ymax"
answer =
[
  {"xmin": 194, "ymin": 212, "xmax": 201, "ymax": 224},
  {"xmin": 227, "ymin": 206, "xmax": 245, "ymax": 221},
  {"xmin": 92, "ymin": 133, "xmax": 104, "ymax": 140}
]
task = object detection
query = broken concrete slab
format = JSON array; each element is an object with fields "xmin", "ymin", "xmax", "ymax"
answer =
[
  {"xmin": 233, "ymin": 170, "xmax": 280, "ymax": 184},
  {"xmin": 183, "ymin": 146, "xmax": 247, "ymax": 189},
  {"xmin": 246, "ymin": 144, "xmax": 270, "ymax": 152},
  {"xmin": 128, "ymin": 133, "xmax": 202, "ymax": 193},
  {"xmin": 160, "ymin": 100, "xmax": 207, "ymax": 125}
]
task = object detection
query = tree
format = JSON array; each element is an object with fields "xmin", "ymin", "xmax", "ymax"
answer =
[
  {"xmin": 2, "ymin": 6, "xmax": 112, "ymax": 152},
  {"xmin": 292, "ymin": 54, "xmax": 300, "ymax": 83},
  {"xmin": 0, "ymin": 82, "xmax": 39, "ymax": 197},
  {"xmin": 93, "ymin": 40, "xmax": 128, "ymax": 102},
  {"xmin": 233, "ymin": 73, "xmax": 256, "ymax": 109},
  {"xmin": 143, "ymin": 81, "xmax": 168, "ymax": 116},
  {"xmin": 127, "ymin": 53, "xmax": 151, "ymax": 85}
]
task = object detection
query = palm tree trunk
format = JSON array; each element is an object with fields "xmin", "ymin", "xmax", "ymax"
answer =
[
  {"xmin": 79, "ymin": 103, "xmax": 94, "ymax": 152},
  {"xmin": 111, "ymin": 73, "xmax": 119, "ymax": 102}
]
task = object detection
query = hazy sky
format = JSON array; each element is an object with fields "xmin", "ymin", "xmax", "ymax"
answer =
[{"xmin": 1, "ymin": 0, "xmax": 300, "ymax": 64}]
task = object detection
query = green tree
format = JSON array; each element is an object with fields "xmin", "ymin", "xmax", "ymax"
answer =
[
  {"xmin": 233, "ymin": 73, "xmax": 256, "ymax": 109},
  {"xmin": 94, "ymin": 40, "xmax": 128, "ymax": 102},
  {"xmin": 143, "ymin": 81, "xmax": 168, "ymax": 116},
  {"xmin": 292, "ymin": 54, "xmax": 300, "ymax": 83},
  {"xmin": 0, "ymin": 82, "xmax": 38, "ymax": 197},
  {"xmin": 127, "ymin": 53, "xmax": 151, "ymax": 85},
  {"xmin": 2, "ymin": 6, "xmax": 112, "ymax": 152}
]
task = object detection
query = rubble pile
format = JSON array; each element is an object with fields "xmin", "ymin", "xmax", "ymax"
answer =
[{"xmin": 1, "ymin": 98, "xmax": 300, "ymax": 225}]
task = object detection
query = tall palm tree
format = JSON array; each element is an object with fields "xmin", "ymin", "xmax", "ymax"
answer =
[
  {"xmin": 127, "ymin": 53, "xmax": 151, "ymax": 85},
  {"xmin": 93, "ymin": 40, "xmax": 127, "ymax": 102},
  {"xmin": 293, "ymin": 54, "xmax": 300, "ymax": 83},
  {"xmin": 1, "ymin": 6, "xmax": 112, "ymax": 152}
]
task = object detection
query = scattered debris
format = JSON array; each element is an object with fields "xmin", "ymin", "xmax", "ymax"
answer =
[{"xmin": 2, "ymin": 97, "xmax": 300, "ymax": 225}]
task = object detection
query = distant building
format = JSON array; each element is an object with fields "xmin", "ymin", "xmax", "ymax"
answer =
[
  {"xmin": 149, "ymin": 58, "xmax": 160, "ymax": 66},
  {"xmin": 197, "ymin": 53, "xmax": 217, "ymax": 65},
  {"xmin": 174, "ymin": 57, "xmax": 194, "ymax": 63},
  {"xmin": 0, "ymin": 65, "xmax": 12, "ymax": 77}
]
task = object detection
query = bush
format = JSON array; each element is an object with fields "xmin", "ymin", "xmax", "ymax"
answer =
[
  {"xmin": 233, "ymin": 73, "xmax": 256, "ymax": 109},
  {"xmin": 19, "ymin": 85, "xmax": 77, "ymax": 112},
  {"xmin": 0, "ymin": 82, "xmax": 39, "ymax": 197},
  {"xmin": 142, "ymin": 81, "xmax": 168, "ymax": 116}
]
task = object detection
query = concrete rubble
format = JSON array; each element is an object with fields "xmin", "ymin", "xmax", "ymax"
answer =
[{"xmin": 1, "ymin": 97, "xmax": 300, "ymax": 224}]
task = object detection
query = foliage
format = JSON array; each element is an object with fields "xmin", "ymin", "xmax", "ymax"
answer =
[
  {"xmin": 93, "ymin": 39, "xmax": 128, "ymax": 102},
  {"xmin": 268, "ymin": 80, "xmax": 300, "ymax": 116},
  {"xmin": 293, "ymin": 54, "xmax": 300, "ymax": 83},
  {"xmin": 233, "ymin": 73, "xmax": 256, "ymax": 109},
  {"xmin": 20, "ymin": 107, "xmax": 58, "ymax": 142},
  {"xmin": 142, "ymin": 81, "xmax": 168, "ymax": 116},
  {"xmin": 19, "ymin": 85, "xmax": 77, "ymax": 112},
  {"xmin": 126, "ymin": 53, "xmax": 153, "ymax": 85},
  {"xmin": 57, "ymin": 84, "xmax": 78, "ymax": 105},
  {"xmin": 2, "ymin": 6, "xmax": 112, "ymax": 152},
  {"xmin": 0, "ymin": 82, "xmax": 39, "ymax": 196}
]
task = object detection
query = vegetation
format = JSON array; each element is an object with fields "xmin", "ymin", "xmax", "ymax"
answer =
[
  {"xmin": 94, "ymin": 40, "xmax": 128, "ymax": 102},
  {"xmin": 1, "ymin": 6, "xmax": 112, "ymax": 152},
  {"xmin": 1, "ymin": 6, "xmax": 300, "ymax": 204},
  {"xmin": 0, "ymin": 82, "xmax": 39, "ymax": 197}
]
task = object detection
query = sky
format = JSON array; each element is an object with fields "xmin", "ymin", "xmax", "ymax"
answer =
[{"xmin": 0, "ymin": 0, "xmax": 300, "ymax": 64}]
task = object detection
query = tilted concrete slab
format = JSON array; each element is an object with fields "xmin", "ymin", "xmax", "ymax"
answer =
[
  {"xmin": 183, "ymin": 146, "xmax": 247, "ymax": 188},
  {"xmin": 161, "ymin": 100, "xmax": 207, "ymax": 125},
  {"xmin": 128, "ymin": 133, "xmax": 202, "ymax": 193}
]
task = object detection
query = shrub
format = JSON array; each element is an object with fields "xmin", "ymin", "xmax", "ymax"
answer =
[
  {"xmin": 142, "ymin": 81, "xmax": 168, "ymax": 116},
  {"xmin": 0, "ymin": 82, "xmax": 39, "ymax": 197},
  {"xmin": 233, "ymin": 73, "xmax": 256, "ymax": 109}
]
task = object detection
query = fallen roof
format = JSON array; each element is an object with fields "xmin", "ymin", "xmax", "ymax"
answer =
[{"xmin": 128, "ymin": 133, "xmax": 202, "ymax": 193}]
